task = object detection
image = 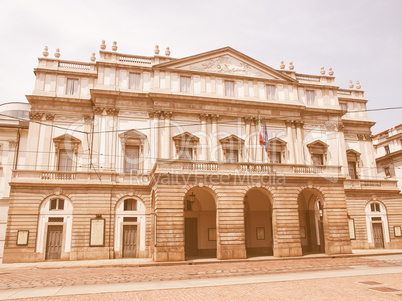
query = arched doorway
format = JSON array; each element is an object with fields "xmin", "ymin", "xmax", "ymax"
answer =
[
  {"xmin": 184, "ymin": 187, "xmax": 216, "ymax": 259},
  {"xmin": 365, "ymin": 201, "xmax": 389, "ymax": 248},
  {"xmin": 297, "ymin": 189, "xmax": 325, "ymax": 254},
  {"xmin": 37, "ymin": 196, "xmax": 73, "ymax": 260},
  {"xmin": 115, "ymin": 196, "xmax": 146, "ymax": 258},
  {"xmin": 244, "ymin": 188, "xmax": 273, "ymax": 257}
]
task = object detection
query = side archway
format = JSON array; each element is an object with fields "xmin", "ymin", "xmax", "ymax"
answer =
[
  {"xmin": 37, "ymin": 195, "xmax": 73, "ymax": 260},
  {"xmin": 114, "ymin": 196, "xmax": 146, "ymax": 258}
]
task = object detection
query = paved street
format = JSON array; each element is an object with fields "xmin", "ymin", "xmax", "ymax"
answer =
[{"xmin": 1, "ymin": 253, "xmax": 402, "ymax": 300}]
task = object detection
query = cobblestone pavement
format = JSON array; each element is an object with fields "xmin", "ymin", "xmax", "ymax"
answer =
[{"xmin": 1, "ymin": 256, "xmax": 402, "ymax": 291}]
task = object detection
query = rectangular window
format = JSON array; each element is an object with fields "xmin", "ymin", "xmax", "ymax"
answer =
[
  {"xmin": 225, "ymin": 81, "xmax": 235, "ymax": 97},
  {"xmin": 180, "ymin": 76, "xmax": 191, "ymax": 93},
  {"xmin": 124, "ymin": 199, "xmax": 137, "ymax": 211},
  {"xmin": 384, "ymin": 166, "xmax": 391, "ymax": 177},
  {"xmin": 226, "ymin": 149, "xmax": 238, "ymax": 163},
  {"xmin": 270, "ymin": 151, "xmax": 281, "ymax": 164},
  {"xmin": 129, "ymin": 73, "xmax": 141, "ymax": 90},
  {"xmin": 384, "ymin": 145, "xmax": 390, "ymax": 154},
  {"xmin": 306, "ymin": 90, "xmax": 315, "ymax": 105},
  {"xmin": 50, "ymin": 199, "xmax": 64, "ymax": 211},
  {"xmin": 266, "ymin": 85, "xmax": 276, "ymax": 100},
  {"xmin": 66, "ymin": 79, "xmax": 79, "ymax": 95},
  {"xmin": 348, "ymin": 161, "xmax": 358, "ymax": 179},
  {"xmin": 58, "ymin": 150, "xmax": 73, "ymax": 171},
  {"xmin": 124, "ymin": 145, "xmax": 139, "ymax": 173},
  {"xmin": 340, "ymin": 102, "xmax": 347, "ymax": 111},
  {"xmin": 312, "ymin": 154, "xmax": 323, "ymax": 165},
  {"xmin": 179, "ymin": 147, "xmax": 193, "ymax": 160}
]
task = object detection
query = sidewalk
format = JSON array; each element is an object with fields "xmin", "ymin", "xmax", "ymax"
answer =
[{"xmin": 1, "ymin": 249, "xmax": 402, "ymax": 270}]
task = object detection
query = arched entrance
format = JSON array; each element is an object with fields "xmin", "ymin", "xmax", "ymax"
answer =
[
  {"xmin": 244, "ymin": 188, "xmax": 273, "ymax": 257},
  {"xmin": 365, "ymin": 201, "xmax": 389, "ymax": 248},
  {"xmin": 184, "ymin": 187, "xmax": 217, "ymax": 259},
  {"xmin": 297, "ymin": 189, "xmax": 325, "ymax": 254}
]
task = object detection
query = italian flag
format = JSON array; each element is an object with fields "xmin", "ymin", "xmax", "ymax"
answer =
[{"xmin": 258, "ymin": 116, "xmax": 264, "ymax": 146}]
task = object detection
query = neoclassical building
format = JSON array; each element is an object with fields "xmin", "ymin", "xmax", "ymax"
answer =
[{"xmin": 3, "ymin": 42, "xmax": 402, "ymax": 263}]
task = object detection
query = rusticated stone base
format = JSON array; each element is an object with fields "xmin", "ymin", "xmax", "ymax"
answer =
[
  {"xmin": 154, "ymin": 246, "xmax": 185, "ymax": 262},
  {"xmin": 217, "ymin": 244, "xmax": 247, "ymax": 260}
]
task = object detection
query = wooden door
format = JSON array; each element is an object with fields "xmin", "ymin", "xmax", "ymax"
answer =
[
  {"xmin": 185, "ymin": 218, "xmax": 198, "ymax": 257},
  {"xmin": 123, "ymin": 225, "xmax": 137, "ymax": 258},
  {"xmin": 46, "ymin": 225, "xmax": 63, "ymax": 260},
  {"xmin": 373, "ymin": 223, "xmax": 384, "ymax": 248}
]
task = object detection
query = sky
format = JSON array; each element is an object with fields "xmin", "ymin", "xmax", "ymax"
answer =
[{"xmin": 0, "ymin": 0, "xmax": 401, "ymax": 134}]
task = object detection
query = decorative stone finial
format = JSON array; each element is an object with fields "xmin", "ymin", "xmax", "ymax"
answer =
[
  {"xmin": 165, "ymin": 47, "xmax": 170, "ymax": 56},
  {"xmin": 320, "ymin": 66, "xmax": 325, "ymax": 75},
  {"xmin": 154, "ymin": 45, "xmax": 160, "ymax": 55},
  {"xmin": 329, "ymin": 67, "xmax": 334, "ymax": 76},
  {"xmin": 356, "ymin": 81, "xmax": 361, "ymax": 89},
  {"xmin": 349, "ymin": 80, "xmax": 354, "ymax": 89},
  {"xmin": 54, "ymin": 48, "xmax": 60, "ymax": 59},
  {"xmin": 90, "ymin": 52, "xmax": 96, "ymax": 62},
  {"xmin": 112, "ymin": 41, "xmax": 118, "ymax": 51},
  {"xmin": 100, "ymin": 40, "xmax": 106, "ymax": 50},
  {"xmin": 43, "ymin": 46, "xmax": 49, "ymax": 57},
  {"xmin": 280, "ymin": 60, "xmax": 285, "ymax": 69},
  {"xmin": 289, "ymin": 61, "xmax": 294, "ymax": 70}
]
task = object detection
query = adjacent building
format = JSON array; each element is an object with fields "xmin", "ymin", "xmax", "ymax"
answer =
[{"xmin": 2, "ymin": 42, "xmax": 402, "ymax": 263}]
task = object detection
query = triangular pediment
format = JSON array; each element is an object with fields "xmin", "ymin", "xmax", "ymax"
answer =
[
  {"xmin": 307, "ymin": 140, "xmax": 328, "ymax": 149},
  {"xmin": 220, "ymin": 134, "xmax": 245, "ymax": 144},
  {"xmin": 53, "ymin": 134, "xmax": 81, "ymax": 144},
  {"xmin": 155, "ymin": 47, "xmax": 296, "ymax": 82},
  {"xmin": 269, "ymin": 137, "xmax": 287, "ymax": 145},
  {"xmin": 119, "ymin": 129, "xmax": 147, "ymax": 141},
  {"xmin": 173, "ymin": 132, "xmax": 200, "ymax": 143}
]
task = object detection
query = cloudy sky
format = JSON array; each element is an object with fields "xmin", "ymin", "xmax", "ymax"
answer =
[{"xmin": 1, "ymin": 0, "xmax": 401, "ymax": 133}]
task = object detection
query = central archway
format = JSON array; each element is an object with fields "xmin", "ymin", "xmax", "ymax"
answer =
[
  {"xmin": 297, "ymin": 189, "xmax": 325, "ymax": 254},
  {"xmin": 184, "ymin": 187, "xmax": 217, "ymax": 259},
  {"xmin": 244, "ymin": 188, "xmax": 273, "ymax": 257}
]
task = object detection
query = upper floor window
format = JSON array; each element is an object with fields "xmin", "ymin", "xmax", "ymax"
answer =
[
  {"xmin": 66, "ymin": 79, "xmax": 78, "ymax": 95},
  {"xmin": 306, "ymin": 90, "xmax": 315, "ymax": 105},
  {"xmin": 266, "ymin": 85, "xmax": 276, "ymax": 100},
  {"xmin": 225, "ymin": 81, "xmax": 235, "ymax": 97},
  {"xmin": 225, "ymin": 149, "xmax": 239, "ymax": 163},
  {"xmin": 129, "ymin": 73, "xmax": 141, "ymax": 90},
  {"xmin": 307, "ymin": 140, "xmax": 328, "ymax": 166},
  {"xmin": 384, "ymin": 166, "xmax": 391, "ymax": 177},
  {"xmin": 180, "ymin": 76, "xmax": 191, "ymax": 93},
  {"xmin": 179, "ymin": 147, "xmax": 193, "ymax": 160},
  {"xmin": 58, "ymin": 150, "xmax": 73, "ymax": 171},
  {"xmin": 270, "ymin": 151, "xmax": 282, "ymax": 164},
  {"xmin": 124, "ymin": 145, "xmax": 139, "ymax": 174},
  {"xmin": 124, "ymin": 198, "xmax": 137, "ymax": 211},
  {"xmin": 50, "ymin": 198, "xmax": 65, "ymax": 211},
  {"xmin": 384, "ymin": 145, "xmax": 390, "ymax": 154},
  {"xmin": 348, "ymin": 161, "xmax": 358, "ymax": 179},
  {"xmin": 340, "ymin": 102, "xmax": 347, "ymax": 111},
  {"xmin": 312, "ymin": 154, "xmax": 323, "ymax": 165}
]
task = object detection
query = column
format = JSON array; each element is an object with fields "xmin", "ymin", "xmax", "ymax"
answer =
[
  {"xmin": 26, "ymin": 112, "xmax": 44, "ymax": 170},
  {"xmin": 150, "ymin": 111, "xmax": 160, "ymax": 166},
  {"xmin": 251, "ymin": 118, "xmax": 257, "ymax": 162},
  {"xmin": 244, "ymin": 117, "xmax": 251, "ymax": 162},
  {"xmin": 159, "ymin": 112, "xmax": 165, "ymax": 159},
  {"xmin": 92, "ymin": 107, "xmax": 104, "ymax": 170},
  {"xmin": 295, "ymin": 121, "xmax": 304, "ymax": 164},
  {"xmin": 106, "ymin": 108, "xmax": 119, "ymax": 170},
  {"xmin": 99, "ymin": 109, "xmax": 107, "ymax": 169},
  {"xmin": 163, "ymin": 112, "xmax": 172, "ymax": 159},
  {"xmin": 211, "ymin": 115, "xmax": 219, "ymax": 161},
  {"xmin": 285, "ymin": 121, "xmax": 295, "ymax": 164},
  {"xmin": 200, "ymin": 114, "xmax": 208, "ymax": 161}
]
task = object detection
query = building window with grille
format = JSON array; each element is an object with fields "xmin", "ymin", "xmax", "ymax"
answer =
[
  {"xmin": 225, "ymin": 81, "xmax": 235, "ymax": 97},
  {"xmin": 270, "ymin": 151, "xmax": 282, "ymax": 163},
  {"xmin": 384, "ymin": 166, "xmax": 391, "ymax": 177},
  {"xmin": 124, "ymin": 199, "xmax": 137, "ymax": 211},
  {"xmin": 384, "ymin": 145, "xmax": 390, "ymax": 155},
  {"xmin": 66, "ymin": 79, "xmax": 79, "ymax": 95},
  {"xmin": 50, "ymin": 198, "xmax": 65, "ymax": 211},
  {"xmin": 370, "ymin": 203, "xmax": 381, "ymax": 212},
  {"xmin": 180, "ymin": 76, "xmax": 191, "ymax": 93},
  {"xmin": 129, "ymin": 73, "xmax": 141, "ymax": 90},
  {"xmin": 266, "ymin": 85, "xmax": 276, "ymax": 100},
  {"xmin": 348, "ymin": 161, "xmax": 358, "ymax": 179},
  {"xmin": 306, "ymin": 90, "xmax": 315, "ymax": 105},
  {"xmin": 312, "ymin": 154, "xmax": 323, "ymax": 165},
  {"xmin": 179, "ymin": 147, "xmax": 193, "ymax": 160},
  {"xmin": 124, "ymin": 145, "xmax": 139, "ymax": 174}
]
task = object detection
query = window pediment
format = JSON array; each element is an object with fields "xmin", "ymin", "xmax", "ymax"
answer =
[
  {"xmin": 307, "ymin": 140, "xmax": 328, "ymax": 154},
  {"xmin": 219, "ymin": 134, "xmax": 245, "ymax": 149},
  {"xmin": 173, "ymin": 132, "xmax": 200, "ymax": 147},
  {"xmin": 53, "ymin": 134, "xmax": 81, "ymax": 153},
  {"xmin": 119, "ymin": 129, "xmax": 147, "ymax": 142},
  {"xmin": 346, "ymin": 149, "xmax": 361, "ymax": 161}
]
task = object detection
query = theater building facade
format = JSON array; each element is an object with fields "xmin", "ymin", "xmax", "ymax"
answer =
[{"xmin": 3, "ymin": 42, "xmax": 402, "ymax": 263}]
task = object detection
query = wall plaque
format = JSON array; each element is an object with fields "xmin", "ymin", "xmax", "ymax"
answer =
[
  {"xmin": 90, "ymin": 218, "xmax": 105, "ymax": 247},
  {"xmin": 17, "ymin": 230, "xmax": 29, "ymax": 246}
]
